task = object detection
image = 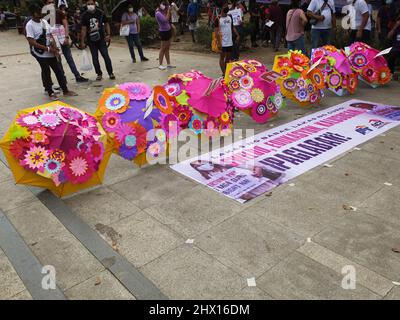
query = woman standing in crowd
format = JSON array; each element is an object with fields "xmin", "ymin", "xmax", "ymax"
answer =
[
  {"xmin": 121, "ymin": 4, "xmax": 149, "ymax": 63},
  {"xmin": 215, "ymin": 4, "xmax": 240, "ymax": 75},
  {"xmin": 155, "ymin": 0, "xmax": 175, "ymax": 70},
  {"xmin": 187, "ymin": 0, "xmax": 200, "ymax": 43},
  {"xmin": 286, "ymin": 0, "xmax": 308, "ymax": 54},
  {"xmin": 25, "ymin": 4, "xmax": 77, "ymax": 100},
  {"xmin": 170, "ymin": 1, "xmax": 180, "ymax": 42},
  {"xmin": 228, "ymin": 0, "xmax": 244, "ymax": 61}
]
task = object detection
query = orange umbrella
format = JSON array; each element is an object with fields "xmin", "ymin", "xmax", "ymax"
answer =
[{"xmin": 0, "ymin": 101, "xmax": 113, "ymax": 197}]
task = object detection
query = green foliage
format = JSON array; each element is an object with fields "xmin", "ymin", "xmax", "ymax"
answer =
[
  {"xmin": 195, "ymin": 24, "xmax": 213, "ymax": 48},
  {"xmin": 140, "ymin": 15, "xmax": 158, "ymax": 43}
]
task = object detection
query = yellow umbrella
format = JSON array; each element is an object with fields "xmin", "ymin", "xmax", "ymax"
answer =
[{"xmin": 0, "ymin": 101, "xmax": 113, "ymax": 197}]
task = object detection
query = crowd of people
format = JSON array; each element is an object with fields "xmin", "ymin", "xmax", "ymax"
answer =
[{"xmin": 16, "ymin": 0, "xmax": 400, "ymax": 99}]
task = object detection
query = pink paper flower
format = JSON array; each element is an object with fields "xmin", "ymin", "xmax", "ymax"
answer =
[
  {"xmin": 115, "ymin": 123, "xmax": 135, "ymax": 144},
  {"xmin": 118, "ymin": 82, "xmax": 151, "ymax": 100},
  {"xmin": 38, "ymin": 112, "xmax": 61, "ymax": 128},
  {"xmin": 21, "ymin": 145, "xmax": 49, "ymax": 172},
  {"xmin": 17, "ymin": 114, "xmax": 39, "ymax": 128},
  {"xmin": 64, "ymin": 150, "xmax": 95, "ymax": 184},
  {"xmin": 102, "ymin": 112, "xmax": 121, "ymax": 132}
]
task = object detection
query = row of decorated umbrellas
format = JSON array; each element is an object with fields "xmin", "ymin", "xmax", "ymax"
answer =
[{"xmin": 0, "ymin": 42, "xmax": 393, "ymax": 196}]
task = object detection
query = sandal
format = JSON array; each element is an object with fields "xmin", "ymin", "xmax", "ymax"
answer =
[
  {"xmin": 63, "ymin": 90, "xmax": 78, "ymax": 97},
  {"xmin": 49, "ymin": 92, "xmax": 59, "ymax": 101}
]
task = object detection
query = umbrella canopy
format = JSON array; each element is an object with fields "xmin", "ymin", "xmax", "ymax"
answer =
[
  {"xmin": 225, "ymin": 59, "xmax": 284, "ymax": 123},
  {"xmin": 111, "ymin": 0, "xmax": 138, "ymax": 22},
  {"xmin": 311, "ymin": 45, "xmax": 358, "ymax": 95},
  {"xmin": 273, "ymin": 51, "xmax": 324, "ymax": 107},
  {"xmin": 0, "ymin": 101, "xmax": 112, "ymax": 197},
  {"xmin": 163, "ymin": 70, "xmax": 234, "ymax": 137},
  {"xmin": 95, "ymin": 83, "xmax": 165, "ymax": 166},
  {"xmin": 347, "ymin": 42, "xmax": 392, "ymax": 86}
]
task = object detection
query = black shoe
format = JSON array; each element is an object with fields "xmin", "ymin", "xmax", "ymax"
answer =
[
  {"xmin": 132, "ymin": 59, "xmax": 137, "ymax": 63},
  {"xmin": 141, "ymin": 57, "xmax": 149, "ymax": 62},
  {"xmin": 109, "ymin": 74, "xmax": 116, "ymax": 80},
  {"xmin": 76, "ymin": 75, "xmax": 89, "ymax": 83},
  {"xmin": 96, "ymin": 75, "xmax": 102, "ymax": 81}
]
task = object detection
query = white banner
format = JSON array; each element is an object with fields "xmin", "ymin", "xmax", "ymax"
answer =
[{"xmin": 171, "ymin": 99, "xmax": 400, "ymax": 203}]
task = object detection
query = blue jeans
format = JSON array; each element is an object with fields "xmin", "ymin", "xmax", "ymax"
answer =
[
  {"xmin": 60, "ymin": 43, "xmax": 80, "ymax": 78},
  {"xmin": 311, "ymin": 28, "xmax": 331, "ymax": 49},
  {"xmin": 88, "ymin": 39, "xmax": 113, "ymax": 76},
  {"xmin": 287, "ymin": 35, "xmax": 306, "ymax": 55},
  {"xmin": 125, "ymin": 33, "xmax": 145, "ymax": 61}
]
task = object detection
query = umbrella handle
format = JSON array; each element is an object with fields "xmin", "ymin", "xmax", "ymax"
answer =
[{"xmin": 203, "ymin": 78, "xmax": 222, "ymax": 97}]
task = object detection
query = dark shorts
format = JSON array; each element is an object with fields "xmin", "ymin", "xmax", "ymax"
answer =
[
  {"xmin": 222, "ymin": 46, "xmax": 233, "ymax": 52},
  {"xmin": 159, "ymin": 30, "xmax": 172, "ymax": 41}
]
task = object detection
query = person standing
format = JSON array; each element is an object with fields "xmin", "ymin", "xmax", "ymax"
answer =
[
  {"xmin": 349, "ymin": 0, "xmax": 371, "ymax": 44},
  {"xmin": 121, "ymin": 4, "xmax": 149, "ymax": 63},
  {"xmin": 187, "ymin": 0, "xmax": 199, "ymax": 42},
  {"xmin": 307, "ymin": 0, "xmax": 336, "ymax": 49},
  {"xmin": 286, "ymin": 0, "xmax": 308, "ymax": 53},
  {"xmin": 0, "ymin": 8, "xmax": 6, "ymax": 32},
  {"xmin": 170, "ymin": 1, "xmax": 180, "ymax": 41},
  {"xmin": 249, "ymin": 2, "xmax": 260, "ymax": 47},
  {"xmin": 155, "ymin": 1, "xmax": 175, "ymax": 70},
  {"xmin": 42, "ymin": 0, "xmax": 88, "ymax": 83},
  {"xmin": 80, "ymin": 0, "xmax": 115, "ymax": 81},
  {"xmin": 228, "ymin": 1, "xmax": 243, "ymax": 60},
  {"xmin": 25, "ymin": 4, "xmax": 77, "ymax": 100},
  {"xmin": 267, "ymin": 0, "xmax": 284, "ymax": 52},
  {"xmin": 386, "ymin": 10, "xmax": 400, "ymax": 77},
  {"xmin": 215, "ymin": 4, "xmax": 240, "ymax": 74},
  {"xmin": 377, "ymin": 0, "xmax": 393, "ymax": 48},
  {"xmin": 301, "ymin": 0, "xmax": 312, "ymax": 42}
]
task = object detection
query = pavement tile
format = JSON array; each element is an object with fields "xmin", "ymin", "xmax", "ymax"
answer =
[
  {"xmin": 297, "ymin": 241, "xmax": 393, "ymax": 297},
  {"xmin": 64, "ymin": 186, "xmax": 141, "ymax": 229},
  {"xmin": 314, "ymin": 212, "xmax": 400, "ymax": 281},
  {"xmin": 0, "ymin": 181, "xmax": 36, "ymax": 212},
  {"xmin": 361, "ymin": 134, "xmax": 400, "ymax": 161},
  {"xmin": 257, "ymin": 251, "xmax": 381, "ymax": 300},
  {"xmin": 0, "ymin": 250, "xmax": 26, "ymax": 300},
  {"xmin": 0, "ymin": 161, "xmax": 12, "ymax": 182},
  {"xmin": 109, "ymin": 165, "xmax": 197, "ymax": 210},
  {"xmin": 384, "ymin": 286, "xmax": 400, "ymax": 300},
  {"xmin": 27, "ymin": 233, "xmax": 104, "ymax": 291},
  {"xmin": 243, "ymin": 176, "xmax": 346, "ymax": 237},
  {"xmin": 140, "ymin": 245, "xmax": 243, "ymax": 299},
  {"xmin": 332, "ymin": 149, "xmax": 400, "ymax": 182},
  {"xmin": 102, "ymin": 154, "xmax": 142, "ymax": 186},
  {"xmin": 357, "ymin": 185, "xmax": 400, "ymax": 227},
  {"xmin": 288, "ymin": 166, "xmax": 384, "ymax": 208},
  {"xmin": 196, "ymin": 211, "xmax": 303, "ymax": 277},
  {"xmin": 9, "ymin": 290, "xmax": 33, "ymax": 300},
  {"xmin": 145, "ymin": 185, "xmax": 243, "ymax": 238},
  {"xmin": 5, "ymin": 201, "xmax": 67, "ymax": 244},
  {"xmin": 223, "ymin": 287, "xmax": 274, "ymax": 300},
  {"xmin": 65, "ymin": 270, "xmax": 135, "ymax": 300},
  {"xmin": 107, "ymin": 211, "xmax": 184, "ymax": 267}
]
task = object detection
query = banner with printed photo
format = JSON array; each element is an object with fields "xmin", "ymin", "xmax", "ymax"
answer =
[{"xmin": 171, "ymin": 99, "xmax": 400, "ymax": 203}]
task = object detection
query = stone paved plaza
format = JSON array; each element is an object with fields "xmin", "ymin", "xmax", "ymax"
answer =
[{"xmin": 0, "ymin": 30, "xmax": 400, "ymax": 300}]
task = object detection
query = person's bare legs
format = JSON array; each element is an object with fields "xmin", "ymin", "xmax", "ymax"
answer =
[
  {"xmin": 220, "ymin": 52, "xmax": 227, "ymax": 74},
  {"xmin": 165, "ymin": 39, "xmax": 171, "ymax": 65},
  {"xmin": 159, "ymin": 41, "xmax": 166, "ymax": 66}
]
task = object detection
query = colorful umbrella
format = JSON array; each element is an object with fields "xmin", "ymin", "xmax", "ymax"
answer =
[
  {"xmin": 273, "ymin": 50, "xmax": 324, "ymax": 107},
  {"xmin": 347, "ymin": 42, "xmax": 392, "ymax": 87},
  {"xmin": 95, "ymin": 83, "xmax": 167, "ymax": 166},
  {"xmin": 0, "ymin": 101, "xmax": 112, "ymax": 197},
  {"xmin": 225, "ymin": 59, "xmax": 284, "ymax": 123},
  {"xmin": 163, "ymin": 70, "xmax": 234, "ymax": 137},
  {"xmin": 311, "ymin": 45, "xmax": 359, "ymax": 96}
]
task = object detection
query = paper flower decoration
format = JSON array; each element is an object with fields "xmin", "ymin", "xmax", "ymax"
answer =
[
  {"xmin": 347, "ymin": 42, "xmax": 392, "ymax": 87},
  {"xmin": 273, "ymin": 50, "xmax": 323, "ymax": 106},
  {"xmin": 225, "ymin": 59, "xmax": 283, "ymax": 123},
  {"xmin": 163, "ymin": 70, "xmax": 234, "ymax": 135},
  {"xmin": 118, "ymin": 82, "xmax": 151, "ymax": 100},
  {"xmin": 311, "ymin": 45, "xmax": 359, "ymax": 96},
  {"xmin": 99, "ymin": 88, "xmax": 130, "ymax": 113},
  {"xmin": 95, "ymin": 83, "xmax": 165, "ymax": 166},
  {"xmin": 0, "ymin": 102, "xmax": 111, "ymax": 196}
]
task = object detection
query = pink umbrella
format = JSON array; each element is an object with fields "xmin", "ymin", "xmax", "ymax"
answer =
[{"xmin": 186, "ymin": 77, "xmax": 227, "ymax": 118}]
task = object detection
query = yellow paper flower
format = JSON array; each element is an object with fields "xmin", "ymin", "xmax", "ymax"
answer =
[{"xmin": 251, "ymin": 88, "xmax": 264, "ymax": 103}]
